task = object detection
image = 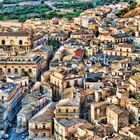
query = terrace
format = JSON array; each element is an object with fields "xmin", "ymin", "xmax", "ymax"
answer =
[{"xmin": 0, "ymin": 82, "xmax": 16, "ymax": 94}]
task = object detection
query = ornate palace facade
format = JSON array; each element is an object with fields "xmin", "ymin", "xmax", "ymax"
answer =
[{"xmin": 0, "ymin": 31, "xmax": 32, "ymax": 56}]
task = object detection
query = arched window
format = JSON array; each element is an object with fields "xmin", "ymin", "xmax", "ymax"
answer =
[
  {"xmin": 2, "ymin": 40, "xmax": 5, "ymax": 45},
  {"xmin": 35, "ymin": 125, "xmax": 38, "ymax": 129},
  {"xmin": 29, "ymin": 69, "xmax": 32, "ymax": 73},
  {"xmin": 0, "ymin": 68, "xmax": 2, "ymax": 73},
  {"xmin": 15, "ymin": 68, "xmax": 18, "ymax": 74},
  {"xmin": 43, "ymin": 133, "xmax": 45, "ymax": 137},
  {"xmin": 7, "ymin": 68, "xmax": 11, "ymax": 73},
  {"xmin": 66, "ymin": 109, "xmax": 68, "ymax": 113},
  {"xmin": 19, "ymin": 40, "xmax": 23, "ymax": 45},
  {"xmin": 21, "ymin": 68, "xmax": 25, "ymax": 73},
  {"xmin": 43, "ymin": 125, "xmax": 45, "ymax": 129},
  {"xmin": 35, "ymin": 133, "xmax": 37, "ymax": 137}
]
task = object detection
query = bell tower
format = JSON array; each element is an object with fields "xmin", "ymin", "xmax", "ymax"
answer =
[{"xmin": 135, "ymin": 22, "xmax": 140, "ymax": 37}]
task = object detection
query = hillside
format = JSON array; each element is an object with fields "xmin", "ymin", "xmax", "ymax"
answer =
[{"xmin": 123, "ymin": 3, "xmax": 140, "ymax": 17}]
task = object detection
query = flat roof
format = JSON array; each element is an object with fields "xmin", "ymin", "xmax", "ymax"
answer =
[
  {"xmin": 0, "ymin": 82, "xmax": 17, "ymax": 94},
  {"xmin": 58, "ymin": 118, "xmax": 87, "ymax": 128}
]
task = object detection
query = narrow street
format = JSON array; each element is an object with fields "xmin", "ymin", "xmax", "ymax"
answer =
[{"xmin": 8, "ymin": 128, "xmax": 28, "ymax": 140}]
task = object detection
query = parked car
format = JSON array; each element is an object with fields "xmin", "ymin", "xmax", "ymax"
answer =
[{"xmin": 4, "ymin": 134, "xmax": 9, "ymax": 139}]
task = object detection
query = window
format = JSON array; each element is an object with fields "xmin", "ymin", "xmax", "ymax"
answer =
[
  {"xmin": 66, "ymin": 109, "xmax": 68, "ymax": 113},
  {"xmin": 21, "ymin": 68, "xmax": 25, "ymax": 73},
  {"xmin": 19, "ymin": 40, "xmax": 23, "ymax": 45},
  {"xmin": 73, "ymin": 109, "xmax": 76, "ymax": 113},
  {"xmin": 0, "ymin": 68, "xmax": 2, "ymax": 73},
  {"xmin": 2, "ymin": 40, "xmax": 5, "ymax": 45},
  {"xmin": 66, "ymin": 81, "xmax": 70, "ymax": 88},
  {"xmin": 20, "ymin": 45, "xmax": 23, "ymax": 50},
  {"xmin": 75, "ymin": 80, "xmax": 78, "ymax": 86},
  {"xmin": 29, "ymin": 69, "xmax": 32, "ymax": 73},
  {"xmin": 35, "ymin": 133, "xmax": 38, "ymax": 137},
  {"xmin": 25, "ymin": 82, "xmax": 27, "ymax": 86},
  {"xmin": 43, "ymin": 125, "xmax": 45, "ymax": 129},
  {"xmin": 2, "ymin": 96, "xmax": 4, "ymax": 100},
  {"xmin": 35, "ymin": 125, "xmax": 38, "ymax": 129},
  {"xmin": 58, "ymin": 109, "xmax": 61, "ymax": 112},
  {"xmin": 19, "ymin": 118, "xmax": 22, "ymax": 123},
  {"xmin": 43, "ymin": 133, "xmax": 46, "ymax": 137},
  {"xmin": 15, "ymin": 68, "xmax": 18, "ymax": 74},
  {"xmin": 7, "ymin": 68, "xmax": 11, "ymax": 73}
]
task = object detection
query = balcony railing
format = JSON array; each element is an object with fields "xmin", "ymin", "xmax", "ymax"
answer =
[{"xmin": 30, "ymin": 128, "xmax": 50, "ymax": 131}]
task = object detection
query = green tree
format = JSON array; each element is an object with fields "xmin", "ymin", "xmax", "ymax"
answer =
[
  {"xmin": 48, "ymin": 39, "xmax": 61, "ymax": 51},
  {"xmin": 21, "ymin": 71, "xmax": 30, "ymax": 77},
  {"xmin": 129, "ymin": 2, "xmax": 137, "ymax": 10}
]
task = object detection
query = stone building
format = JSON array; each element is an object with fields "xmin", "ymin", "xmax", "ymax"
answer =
[
  {"xmin": 29, "ymin": 102, "xmax": 56, "ymax": 139},
  {"xmin": 128, "ymin": 126, "xmax": 140, "ymax": 140},
  {"xmin": 0, "ymin": 82, "xmax": 22, "ymax": 120},
  {"xmin": 99, "ymin": 33, "xmax": 130, "ymax": 43},
  {"xmin": 0, "ymin": 31, "xmax": 32, "ymax": 55},
  {"xmin": 133, "ymin": 21, "xmax": 140, "ymax": 48},
  {"xmin": 92, "ymin": 124, "xmax": 115, "ymax": 139},
  {"xmin": 0, "ymin": 82, "xmax": 23, "ymax": 135},
  {"xmin": 47, "ymin": 31, "xmax": 69, "ymax": 41},
  {"xmin": 7, "ymin": 76, "xmax": 29, "ymax": 92},
  {"xmin": 17, "ymin": 93, "xmax": 48, "ymax": 128},
  {"xmin": 94, "ymin": 87, "xmax": 111, "ymax": 102},
  {"xmin": 75, "ymin": 123, "xmax": 94, "ymax": 139},
  {"xmin": 31, "ymin": 45, "xmax": 53, "ymax": 61},
  {"xmin": 129, "ymin": 73, "xmax": 140, "ymax": 93},
  {"xmin": 103, "ymin": 43, "xmax": 139, "ymax": 58},
  {"xmin": 54, "ymin": 118, "xmax": 89, "ymax": 140},
  {"xmin": 126, "ymin": 98, "xmax": 140, "ymax": 121},
  {"xmin": 70, "ymin": 30, "xmax": 94, "ymax": 40},
  {"xmin": 106, "ymin": 104, "xmax": 129, "ymax": 132},
  {"xmin": 0, "ymin": 104, "xmax": 5, "ymax": 136},
  {"xmin": 0, "ymin": 54, "xmax": 46, "ymax": 81},
  {"xmin": 54, "ymin": 95, "xmax": 80, "ymax": 119},
  {"xmin": 91, "ymin": 101, "xmax": 107, "ymax": 124},
  {"xmin": 50, "ymin": 67, "xmax": 83, "ymax": 101}
]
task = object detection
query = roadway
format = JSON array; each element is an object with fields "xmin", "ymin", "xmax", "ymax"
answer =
[{"xmin": 8, "ymin": 128, "xmax": 28, "ymax": 140}]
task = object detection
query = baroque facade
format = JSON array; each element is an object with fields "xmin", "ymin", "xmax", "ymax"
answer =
[{"xmin": 0, "ymin": 32, "xmax": 32, "ymax": 55}]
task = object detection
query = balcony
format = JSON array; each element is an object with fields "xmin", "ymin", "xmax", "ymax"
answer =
[
  {"xmin": 30, "ymin": 128, "xmax": 50, "ymax": 132},
  {"xmin": 55, "ymin": 112, "xmax": 79, "ymax": 118}
]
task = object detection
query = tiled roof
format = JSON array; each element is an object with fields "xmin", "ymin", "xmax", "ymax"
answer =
[
  {"xmin": 75, "ymin": 49, "xmax": 85, "ymax": 58},
  {"xmin": 0, "ymin": 32, "xmax": 29, "ymax": 36},
  {"xmin": 107, "ymin": 104, "xmax": 128, "ymax": 115}
]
